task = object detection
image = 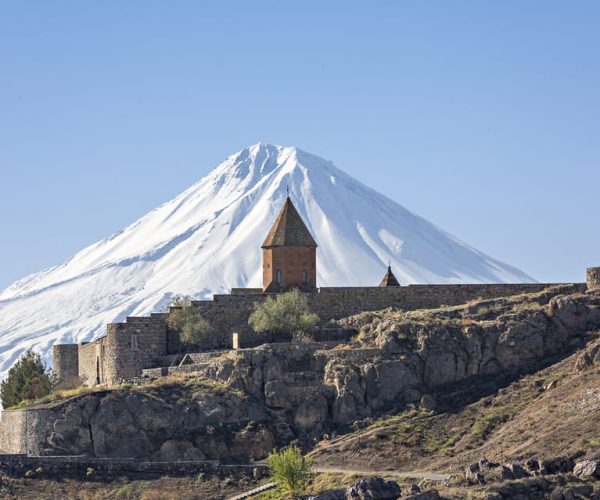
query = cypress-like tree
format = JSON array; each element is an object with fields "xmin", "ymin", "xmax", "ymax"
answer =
[{"xmin": 0, "ymin": 350, "xmax": 53, "ymax": 408}]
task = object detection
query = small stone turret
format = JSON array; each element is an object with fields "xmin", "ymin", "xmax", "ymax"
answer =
[{"xmin": 586, "ymin": 267, "xmax": 600, "ymax": 292}]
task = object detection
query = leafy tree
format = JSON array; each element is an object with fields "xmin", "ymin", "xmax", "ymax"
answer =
[
  {"xmin": 249, "ymin": 289, "xmax": 319, "ymax": 339},
  {"xmin": 167, "ymin": 298, "xmax": 211, "ymax": 349},
  {"xmin": 0, "ymin": 351, "xmax": 54, "ymax": 408},
  {"xmin": 267, "ymin": 445, "xmax": 314, "ymax": 496}
]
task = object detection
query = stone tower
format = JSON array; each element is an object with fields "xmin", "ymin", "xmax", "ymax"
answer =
[
  {"xmin": 379, "ymin": 265, "xmax": 401, "ymax": 287},
  {"xmin": 262, "ymin": 197, "xmax": 317, "ymax": 292},
  {"xmin": 587, "ymin": 267, "xmax": 600, "ymax": 292}
]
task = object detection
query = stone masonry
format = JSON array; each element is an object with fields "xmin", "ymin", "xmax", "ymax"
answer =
[{"xmin": 587, "ymin": 267, "xmax": 600, "ymax": 292}]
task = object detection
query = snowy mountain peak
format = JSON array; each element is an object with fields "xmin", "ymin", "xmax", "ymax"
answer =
[{"xmin": 0, "ymin": 144, "xmax": 534, "ymax": 378}]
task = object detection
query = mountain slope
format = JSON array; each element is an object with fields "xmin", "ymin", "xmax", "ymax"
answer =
[{"xmin": 0, "ymin": 143, "xmax": 534, "ymax": 375}]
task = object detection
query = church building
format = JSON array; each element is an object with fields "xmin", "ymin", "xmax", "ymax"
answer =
[{"xmin": 262, "ymin": 196, "xmax": 318, "ymax": 292}]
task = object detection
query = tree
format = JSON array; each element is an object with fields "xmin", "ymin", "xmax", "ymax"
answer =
[
  {"xmin": 268, "ymin": 445, "xmax": 314, "ymax": 496},
  {"xmin": 167, "ymin": 298, "xmax": 211, "ymax": 350},
  {"xmin": 0, "ymin": 350, "xmax": 54, "ymax": 408},
  {"xmin": 249, "ymin": 289, "xmax": 319, "ymax": 339}
]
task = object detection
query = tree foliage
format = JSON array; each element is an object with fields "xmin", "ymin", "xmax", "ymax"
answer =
[
  {"xmin": 249, "ymin": 289, "xmax": 319, "ymax": 338},
  {"xmin": 167, "ymin": 297, "xmax": 211, "ymax": 349},
  {"xmin": 267, "ymin": 445, "xmax": 314, "ymax": 496},
  {"xmin": 0, "ymin": 350, "xmax": 54, "ymax": 408}
]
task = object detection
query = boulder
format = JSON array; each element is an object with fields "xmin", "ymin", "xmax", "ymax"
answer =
[
  {"xmin": 308, "ymin": 491, "xmax": 346, "ymax": 500},
  {"xmin": 345, "ymin": 477, "xmax": 401, "ymax": 499},
  {"xmin": 420, "ymin": 394, "xmax": 437, "ymax": 411},
  {"xmin": 507, "ymin": 463, "xmax": 530, "ymax": 479},
  {"xmin": 576, "ymin": 342, "xmax": 600, "ymax": 371},
  {"xmin": 155, "ymin": 439, "xmax": 205, "ymax": 461},
  {"xmin": 540, "ymin": 456, "xmax": 574, "ymax": 475},
  {"xmin": 264, "ymin": 379, "xmax": 290, "ymax": 408},
  {"xmin": 573, "ymin": 460, "xmax": 600, "ymax": 478},
  {"xmin": 294, "ymin": 395, "xmax": 329, "ymax": 432},
  {"xmin": 405, "ymin": 492, "xmax": 440, "ymax": 500}
]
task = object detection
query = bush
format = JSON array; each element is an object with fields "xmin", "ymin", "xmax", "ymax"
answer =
[
  {"xmin": 249, "ymin": 289, "xmax": 319, "ymax": 339},
  {"xmin": 267, "ymin": 445, "xmax": 314, "ymax": 496},
  {"xmin": 0, "ymin": 350, "xmax": 54, "ymax": 408},
  {"xmin": 167, "ymin": 298, "xmax": 211, "ymax": 349}
]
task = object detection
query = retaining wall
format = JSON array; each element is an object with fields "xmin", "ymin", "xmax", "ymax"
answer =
[
  {"xmin": 0, "ymin": 409, "xmax": 54, "ymax": 455},
  {"xmin": 0, "ymin": 454, "xmax": 268, "ymax": 479}
]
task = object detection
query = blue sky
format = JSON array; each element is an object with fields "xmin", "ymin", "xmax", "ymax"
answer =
[{"xmin": 1, "ymin": 1, "xmax": 598, "ymax": 288}]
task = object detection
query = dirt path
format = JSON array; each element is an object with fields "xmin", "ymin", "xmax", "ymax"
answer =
[{"xmin": 315, "ymin": 466, "xmax": 450, "ymax": 481}]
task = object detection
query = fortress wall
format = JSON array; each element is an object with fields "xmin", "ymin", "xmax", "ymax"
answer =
[
  {"xmin": 74, "ymin": 318, "xmax": 167, "ymax": 387},
  {"xmin": 78, "ymin": 340, "xmax": 105, "ymax": 387},
  {"xmin": 57, "ymin": 282, "xmax": 587, "ymax": 384},
  {"xmin": 101, "ymin": 319, "xmax": 168, "ymax": 385},
  {"xmin": 0, "ymin": 409, "xmax": 53, "ymax": 455},
  {"xmin": 52, "ymin": 344, "xmax": 79, "ymax": 386},
  {"xmin": 308, "ymin": 283, "xmax": 579, "ymax": 319},
  {"xmin": 181, "ymin": 283, "xmax": 582, "ymax": 351}
]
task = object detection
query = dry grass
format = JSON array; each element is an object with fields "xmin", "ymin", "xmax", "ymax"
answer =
[
  {"xmin": 311, "ymin": 335, "xmax": 600, "ymax": 473},
  {"xmin": 8, "ymin": 385, "xmax": 103, "ymax": 410},
  {"xmin": 0, "ymin": 474, "xmax": 259, "ymax": 500}
]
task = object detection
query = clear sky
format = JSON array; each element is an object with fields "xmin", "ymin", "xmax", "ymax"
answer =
[{"xmin": 1, "ymin": 1, "xmax": 598, "ymax": 288}]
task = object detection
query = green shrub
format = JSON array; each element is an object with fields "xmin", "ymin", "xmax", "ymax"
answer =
[
  {"xmin": 0, "ymin": 350, "xmax": 54, "ymax": 408},
  {"xmin": 167, "ymin": 298, "xmax": 211, "ymax": 350},
  {"xmin": 267, "ymin": 445, "xmax": 314, "ymax": 496},
  {"xmin": 249, "ymin": 289, "xmax": 319, "ymax": 338}
]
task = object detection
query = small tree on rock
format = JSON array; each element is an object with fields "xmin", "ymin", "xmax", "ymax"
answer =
[
  {"xmin": 249, "ymin": 289, "xmax": 319, "ymax": 339},
  {"xmin": 167, "ymin": 297, "xmax": 211, "ymax": 350},
  {"xmin": 0, "ymin": 350, "xmax": 54, "ymax": 408},
  {"xmin": 268, "ymin": 445, "xmax": 314, "ymax": 496}
]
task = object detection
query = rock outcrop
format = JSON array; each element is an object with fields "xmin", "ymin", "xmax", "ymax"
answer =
[
  {"xmin": 35, "ymin": 382, "xmax": 296, "ymax": 461},
  {"xmin": 16, "ymin": 286, "xmax": 600, "ymax": 461},
  {"xmin": 191, "ymin": 286, "xmax": 600, "ymax": 434}
]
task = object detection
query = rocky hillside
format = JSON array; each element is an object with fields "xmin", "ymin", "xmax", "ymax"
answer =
[
  {"xmin": 24, "ymin": 378, "xmax": 298, "ymax": 462},
  {"xmin": 18, "ymin": 285, "xmax": 600, "ymax": 471}
]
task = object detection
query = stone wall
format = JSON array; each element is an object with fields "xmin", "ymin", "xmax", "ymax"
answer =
[
  {"xmin": 0, "ymin": 409, "xmax": 54, "ymax": 455},
  {"xmin": 78, "ymin": 340, "xmax": 105, "ymax": 387},
  {"xmin": 55, "ymin": 316, "xmax": 169, "ymax": 387},
  {"xmin": 52, "ymin": 344, "xmax": 79, "ymax": 386},
  {"xmin": 587, "ymin": 267, "xmax": 600, "ymax": 292},
  {"xmin": 100, "ymin": 318, "xmax": 168, "ymax": 385},
  {"xmin": 187, "ymin": 283, "xmax": 582, "ymax": 350},
  {"xmin": 0, "ymin": 454, "xmax": 268, "ymax": 479}
]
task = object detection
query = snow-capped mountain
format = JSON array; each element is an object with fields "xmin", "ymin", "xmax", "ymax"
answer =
[{"xmin": 0, "ymin": 143, "xmax": 534, "ymax": 377}]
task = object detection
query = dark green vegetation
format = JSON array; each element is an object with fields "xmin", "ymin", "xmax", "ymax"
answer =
[
  {"xmin": 0, "ymin": 351, "xmax": 53, "ymax": 408},
  {"xmin": 248, "ymin": 289, "xmax": 319, "ymax": 338}
]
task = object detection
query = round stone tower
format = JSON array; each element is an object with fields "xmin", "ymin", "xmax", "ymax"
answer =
[
  {"xmin": 52, "ymin": 344, "xmax": 79, "ymax": 385},
  {"xmin": 586, "ymin": 267, "xmax": 600, "ymax": 292}
]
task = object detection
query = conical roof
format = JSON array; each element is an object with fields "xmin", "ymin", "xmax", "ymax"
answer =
[
  {"xmin": 379, "ymin": 265, "xmax": 401, "ymax": 287},
  {"xmin": 262, "ymin": 197, "xmax": 317, "ymax": 248}
]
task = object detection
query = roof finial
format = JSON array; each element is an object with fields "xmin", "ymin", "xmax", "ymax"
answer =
[{"xmin": 286, "ymin": 184, "xmax": 290, "ymax": 198}]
